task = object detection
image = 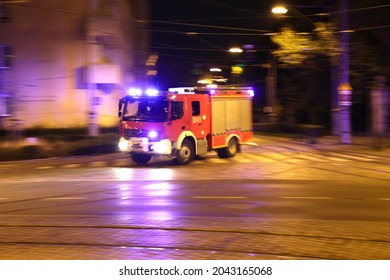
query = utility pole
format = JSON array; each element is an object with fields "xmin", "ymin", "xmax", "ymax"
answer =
[
  {"xmin": 337, "ymin": 0, "xmax": 352, "ymax": 144},
  {"xmin": 371, "ymin": 76, "xmax": 389, "ymax": 148},
  {"xmin": 86, "ymin": 0, "xmax": 99, "ymax": 137},
  {"xmin": 264, "ymin": 58, "xmax": 277, "ymax": 123}
]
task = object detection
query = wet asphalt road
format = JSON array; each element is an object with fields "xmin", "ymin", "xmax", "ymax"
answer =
[{"xmin": 0, "ymin": 137, "xmax": 389, "ymax": 259}]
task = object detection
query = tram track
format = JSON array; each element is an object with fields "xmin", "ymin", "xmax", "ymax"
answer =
[{"xmin": 1, "ymin": 221, "xmax": 390, "ymax": 260}]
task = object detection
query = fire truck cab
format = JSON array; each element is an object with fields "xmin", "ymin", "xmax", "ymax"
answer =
[{"xmin": 118, "ymin": 86, "xmax": 253, "ymax": 165}]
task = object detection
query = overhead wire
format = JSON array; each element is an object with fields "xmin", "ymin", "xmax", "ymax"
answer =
[
  {"xmin": 6, "ymin": 2, "xmax": 389, "ymax": 34},
  {"xmin": 5, "ymin": 1, "xmax": 389, "ymax": 77},
  {"xmin": 194, "ymin": 0, "xmax": 261, "ymax": 16}
]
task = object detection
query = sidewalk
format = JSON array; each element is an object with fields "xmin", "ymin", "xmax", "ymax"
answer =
[
  {"xmin": 0, "ymin": 133, "xmax": 388, "ymax": 162},
  {"xmin": 256, "ymin": 133, "xmax": 390, "ymax": 155}
]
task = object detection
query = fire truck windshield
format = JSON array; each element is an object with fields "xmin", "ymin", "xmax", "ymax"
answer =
[{"xmin": 122, "ymin": 97, "xmax": 169, "ymax": 122}]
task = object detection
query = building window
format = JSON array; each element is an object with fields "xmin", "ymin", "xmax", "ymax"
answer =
[
  {"xmin": 0, "ymin": 45, "xmax": 13, "ymax": 69},
  {"xmin": 0, "ymin": 93, "xmax": 11, "ymax": 116},
  {"xmin": 0, "ymin": 3, "xmax": 11, "ymax": 22}
]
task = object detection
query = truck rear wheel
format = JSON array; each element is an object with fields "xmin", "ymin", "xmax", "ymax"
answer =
[
  {"xmin": 130, "ymin": 153, "xmax": 152, "ymax": 165},
  {"xmin": 174, "ymin": 139, "xmax": 194, "ymax": 165},
  {"xmin": 217, "ymin": 137, "xmax": 238, "ymax": 158}
]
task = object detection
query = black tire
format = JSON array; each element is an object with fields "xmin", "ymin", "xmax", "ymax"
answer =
[
  {"xmin": 217, "ymin": 137, "xmax": 238, "ymax": 158},
  {"xmin": 130, "ymin": 153, "xmax": 152, "ymax": 165},
  {"xmin": 174, "ymin": 139, "xmax": 194, "ymax": 165}
]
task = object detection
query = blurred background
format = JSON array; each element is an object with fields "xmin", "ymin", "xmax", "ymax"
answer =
[{"xmin": 0, "ymin": 0, "xmax": 389, "ymax": 142}]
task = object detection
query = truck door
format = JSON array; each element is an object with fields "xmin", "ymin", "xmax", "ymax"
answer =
[
  {"xmin": 188, "ymin": 95, "xmax": 210, "ymax": 139},
  {"xmin": 166, "ymin": 98, "xmax": 187, "ymax": 141}
]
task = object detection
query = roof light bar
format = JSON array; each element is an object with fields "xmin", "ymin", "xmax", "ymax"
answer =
[{"xmin": 127, "ymin": 88, "xmax": 160, "ymax": 96}]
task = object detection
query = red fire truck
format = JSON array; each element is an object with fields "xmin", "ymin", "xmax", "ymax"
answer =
[{"xmin": 118, "ymin": 86, "xmax": 254, "ymax": 165}]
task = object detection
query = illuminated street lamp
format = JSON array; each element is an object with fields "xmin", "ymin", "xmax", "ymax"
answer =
[
  {"xmin": 272, "ymin": 6, "xmax": 288, "ymax": 14},
  {"xmin": 229, "ymin": 44, "xmax": 278, "ymax": 122},
  {"xmin": 229, "ymin": 47, "xmax": 243, "ymax": 53},
  {"xmin": 197, "ymin": 79, "xmax": 212, "ymax": 85}
]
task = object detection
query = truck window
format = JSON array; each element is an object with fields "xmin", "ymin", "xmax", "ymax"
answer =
[
  {"xmin": 192, "ymin": 101, "xmax": 200, "ymax": 116},
  {"xmin": 171, "ymin": 101, "xmax": 184, "ymax": 119},
  {"xmin": 122, "ymin": 97, "xmax": 168, "ymax": 122}
]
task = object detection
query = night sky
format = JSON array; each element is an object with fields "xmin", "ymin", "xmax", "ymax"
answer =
[
  {"xmin": 148, "ymin": 0, "xmax": 389, "ymax": 89},
  {"xmin": 149, "ymin": 0, "xmax": 283, "ymax": 89}
]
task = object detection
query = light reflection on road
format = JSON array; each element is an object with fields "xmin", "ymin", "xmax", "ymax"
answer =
[
  {"xmin": 117, "ymin": 182, "xmax": 173, "ymax": 211},
  {"xmin": 148, "ymin": 211, "xmax": 174, "ymax": 221},
  {"xmin": 113, "ymin": 168, "xmax": 134, "ymax": 180},
  {"xmin": 112, "ymin": 168, "xmax": 174, "ymax": 181},
  {"xmin": 144, "ymin": 182, "xmax": 172, "ymax": 197}
]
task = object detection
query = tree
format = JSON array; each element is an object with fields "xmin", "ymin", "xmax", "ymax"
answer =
[
  {"xmin": 271, "ymin": 23, "xmax": 340, "ymax": 67},
  {"xmin": 270, "ymin": 23, "xmax": 339, "ymax": 127},
  {"xmin": 271, "ymin": 12, "xmax": 390, "ymax": 133},
  {"xmin": 271, "ymin": 27, "xmax": 313, "ymax": 66}
]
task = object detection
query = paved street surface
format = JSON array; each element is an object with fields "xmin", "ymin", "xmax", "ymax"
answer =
[
  {"xmin": 1, "ymin": 215, "xmax": 390, "ymax": 260},
  {"xmin": 0, "ymin": 135, "xmax": 389, "ymax": 260}
]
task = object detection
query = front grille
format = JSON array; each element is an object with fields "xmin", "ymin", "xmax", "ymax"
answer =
[{"xmin": 123, "ymin": 128, "xmax": 146, "ymax": 139}]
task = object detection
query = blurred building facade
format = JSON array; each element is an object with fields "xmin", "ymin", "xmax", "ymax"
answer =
[{"xmin": 0, "ymin": 0, "xmax": 149, "ymax": 130}]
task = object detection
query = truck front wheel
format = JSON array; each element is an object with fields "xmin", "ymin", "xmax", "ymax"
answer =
[
  {"xmin": 130, "ymin": 153, "xmax": 152, "ymax": 165},
  {"xmin": 174, "ymin": 139, "xmax": 194, "ymax": 165}
]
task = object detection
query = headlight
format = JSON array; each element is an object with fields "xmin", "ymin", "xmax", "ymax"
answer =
[
  {"xmin": 118, "ymin": 139, "xmax": 129, "ymax": 151},
  {"xmin": 148, "ymin": 130, "xmax": 158, "ymax": 139}
]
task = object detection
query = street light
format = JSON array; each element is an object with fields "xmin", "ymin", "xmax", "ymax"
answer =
[
  {"xmin": 228, "ymin": 47, "xmax": 243, "ymax": 53},
  {"xmin": 272, "ymin": 6, "xmax": 288, "ymax": 14},
  {"xmin": 229, "ymin": 45, "xmax": 278, "ymax": 123}
]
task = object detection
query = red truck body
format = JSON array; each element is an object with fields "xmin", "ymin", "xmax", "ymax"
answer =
[{"xmin": 118, "ymin": 86, "xmax": 253, "ymax": 164}]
